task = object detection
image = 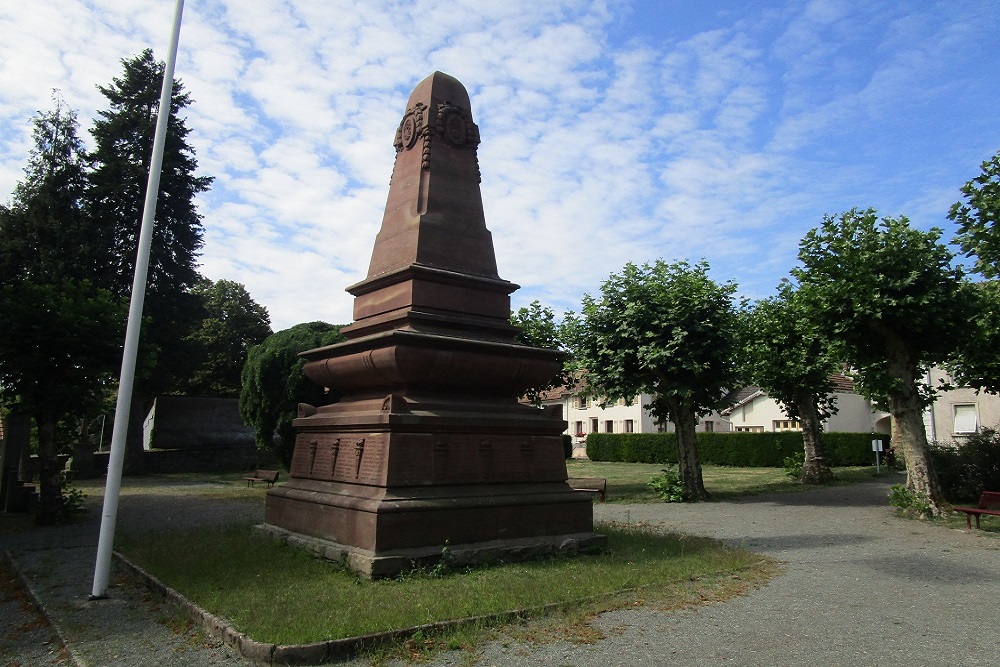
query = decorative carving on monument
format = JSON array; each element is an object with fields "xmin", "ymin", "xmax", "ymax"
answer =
[
  {"xmin": 330, "ymin": 438, "xmax": 340, "ymax": 476},
  {"xmin": 381, "ymin": 393, "xmax": 409, "ymax": 412},
  {"xmin": 298, "ymin": 403, "xmax": 317, "ymax": 418},
  {"xmin": 394, "ymin": 102, "xmax": 426, "ymax": 153},
  {"xmin": 353, "ymin": 438, "xmax": 366, "ymax": 479},
  {"xmin": 308, "ymin": 439, "xmax": 319, "ymax": 475},
  {"xmin": 435, "ymin": 102, "xmax": 479, "ymax": 149}
]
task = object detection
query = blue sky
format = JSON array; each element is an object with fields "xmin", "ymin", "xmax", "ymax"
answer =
[{"xmin": 1, "ymin": 1, "xmax": 998, "ymax": 330}]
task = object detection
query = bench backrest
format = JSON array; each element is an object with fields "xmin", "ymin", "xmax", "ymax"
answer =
[
  {"xmin": 979, "ymin": 491, "xmax": 1000, "ymax": 510},
  {"xmin": 257, "ymin": 469, "xmax": 280, "ymax": 483}
]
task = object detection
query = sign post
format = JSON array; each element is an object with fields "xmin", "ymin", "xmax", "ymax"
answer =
[{"xmin": 871, "ymin": 439, "xmax": 883, "ymax": 474}]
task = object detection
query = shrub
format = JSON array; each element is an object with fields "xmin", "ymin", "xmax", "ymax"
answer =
[
  {"xmin": 647, "ymin": 467, "xmax": 686, "ymax": 502},
  {"xmin": 783, "ymin": 451, "xmax": 805, "ymax": 479},
  {"xmin": 888, "ymin": 484, "xmax": 934, "ymax": 518},
  {"xmin": 586, "ymin": 431, "xmax": 882, "ymax": 467},
  {"xmin": 930, "ymin": 428, "xmax": 1000, "ymax": 502},
  {"xmin": 562, "ymin": 434, "xmax": 573, "ymax": 459}
]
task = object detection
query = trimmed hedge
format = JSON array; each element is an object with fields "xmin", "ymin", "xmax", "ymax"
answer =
[{"xmin": 586, "ymin": 431, "xmax": 885, "ymax": 467}]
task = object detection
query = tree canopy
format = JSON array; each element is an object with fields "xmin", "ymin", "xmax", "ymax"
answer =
[
  {"xmin": 0, "ymin": 97, "xmax": 125, "ymax": 523},
  {"xmin": 793, "ymin": 208, "xmax": 974, "ymax": 512},
  {"xmin": 239, "ymin": 322, "xmax": 346, "ymax": 467},
  {"xmin": 510, "ymin": 300, "xmax": 575, "ymax": 405},
  {"xmin": 88, "ymin": 49, "xmax": 213, "ymax": 401},
  {"xmin": 950, "ymin": 149, "xmax": 1000, "ymax": 278},
  {"xmin": 567, "ymin": 259, "xmax": 740, "ymax": 500},
  {"xmin": 180, "ymin": 278, "xmax": 272, "ymax": 398},
  {"xmin": 741, "ymin": 282, "xmax": 840, "ymax": 483}
]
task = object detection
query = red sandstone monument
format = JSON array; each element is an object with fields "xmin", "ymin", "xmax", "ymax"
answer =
[{"xmin": 263, "ymin": 71, "xmax": 604, "ymax": 577}]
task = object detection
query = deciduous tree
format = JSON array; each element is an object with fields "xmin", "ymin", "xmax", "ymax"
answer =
[
  {"xmin": 793, "ymin": 208, "xmax": 974, "ymax": 514},
  {"xmin": 741, "ymin": 282, "xmax": 839, "ymax": 484},
  {"xmin": 0, "ymin": 97, "xmax": 124, "ymax": 523},
  {"xmin": 180, "ymin": 279, "xmax": 272, "ymax": 398},
  {"xmin": 510, "ymin": 300, "xmax": 575, "ymax": 405},
  {"xmin": 950, "ymin": 149, "xmax": 1000, "ymax": 278},
  {"xmin": 567, "ymin": 260, "xmax": 740, "ymax": 501}
]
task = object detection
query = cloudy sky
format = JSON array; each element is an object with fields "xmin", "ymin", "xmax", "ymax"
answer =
[{"xmin": 1, "ymin": 0, "xmax": 998, "ymax": 330}]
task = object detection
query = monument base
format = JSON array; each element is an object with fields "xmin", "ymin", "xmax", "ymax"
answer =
[
  {"xmin": 264, "ymin": 478, "xmax": 605, "ymax": 578},
  {"xmin": 257, "ymin": 523, "xmax": 607, "ymax": 579}
]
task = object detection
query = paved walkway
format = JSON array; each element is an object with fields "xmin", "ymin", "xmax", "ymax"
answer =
[{"xmin": 2, "ymin": 477, "xmax": 997, "ymax": 666}]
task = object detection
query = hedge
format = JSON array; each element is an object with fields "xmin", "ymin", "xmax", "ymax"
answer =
[{"xmin": 585, "ymin": 431, "xmax": 885, "ymax": 467}]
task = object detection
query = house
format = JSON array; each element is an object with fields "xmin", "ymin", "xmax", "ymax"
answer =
[
  {"xmin": 721, "ymin": 375, "xmax": 891, "ymax": 435},
  {"xmin": 925, "ymin": 367, "xmax": 1000, "ymax": 444},
  {"xmin": 535, "ymin": 385, "xmax": 730, "ymax": 458}
]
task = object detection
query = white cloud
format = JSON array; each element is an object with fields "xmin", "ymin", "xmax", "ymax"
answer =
[{"xmin": 1, "ymin": 0, "xmax": 998, "ymax": 330}]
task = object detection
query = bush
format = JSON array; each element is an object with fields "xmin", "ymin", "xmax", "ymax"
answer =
[
  {"xmin": 562, "ymin": 434, "xmax": 573, "ymax": 459},
  {"xmin": 783, "ymin": 451, "xmax": 805, "ymax": 479},
  {"xmin": 930, "ymin": 428, "xmax": 1000, "ymax": 502},
  {"xmin": 587, "ymin": 431, "xmax": 882, "ymax": 467},
  {"xmin": 888, "ymin": 484, "xmax": 933, "ymax": 518},
  {"xmin": 647, "ymin": 467, "xmax": 685, "ymax": 502}
]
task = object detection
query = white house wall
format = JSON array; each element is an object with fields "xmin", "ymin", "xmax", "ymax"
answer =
[
  {"xmin": 727, "ymin": 392, "xmax": 886, "ymax": 433},
  {"xmin": 926, "ymin": 367, "xmax": 1000, "ymax": 443}
]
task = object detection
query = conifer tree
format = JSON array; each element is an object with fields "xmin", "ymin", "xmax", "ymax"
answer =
[{"xmin": 87, "ymin": 50, "xmax": 213, "ymax": 470}]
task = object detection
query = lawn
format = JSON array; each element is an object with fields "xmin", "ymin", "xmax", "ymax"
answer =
[
  {"xmin": 566, "ymin": 459, "xmax": 881, "ymax": 502},
  {"xmin": 118, "ymin": 521, "xmax": 775, "ymax": 649}
]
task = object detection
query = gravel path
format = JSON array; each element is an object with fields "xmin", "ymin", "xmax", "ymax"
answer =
[{"xmin": 3, "ymin": 476, "xmax": 998, "ymax": 666}]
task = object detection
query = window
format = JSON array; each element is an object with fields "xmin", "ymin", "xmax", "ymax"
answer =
[
  {"xmin": 954, "ymin": 404, "xmax": 978, "ymax": 434},
  {"xmin": 623, "ymin": 419, "xmax": 634, "ymax": 433},
  {"xmin": 577, "ymin": 396, "xmax": 587, "ymax": 409},
  {"xmin": 773, "ymin": 419, "xmax": 801, "ymax": 431},
  {"xmin": 605, "ymin": 420, "xmax": 614, "ymax": 433},
  {"xmin": 704, "ymin": 420, "xmax": 714, "ymax": 433},
  {"xmin": 735, "ymin": 426, "xmax": 765, "ymax": 433},
  {"xmin": 574, "ymin": 421, "xmax": 584, "ymax": 436},
  {"xmin": 590, "ymin": 418, "xmax": 599, "ymax": 432}
]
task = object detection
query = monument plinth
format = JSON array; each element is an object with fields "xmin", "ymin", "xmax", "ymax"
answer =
[{"xmin": 264, "ymin": 72, "xmax": 604, "ymax": 577}]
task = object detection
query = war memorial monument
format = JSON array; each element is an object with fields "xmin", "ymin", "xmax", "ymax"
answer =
[{"xmin": 262, "ymin": 72, "xmax": 604, "ymax": 577}]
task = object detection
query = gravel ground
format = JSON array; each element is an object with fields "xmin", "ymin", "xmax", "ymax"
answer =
[{"xmin": 3, "ymin": 475, "xmax": 998, "ymax": 667}]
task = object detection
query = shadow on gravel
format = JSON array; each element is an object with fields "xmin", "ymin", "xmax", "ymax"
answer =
[
  {"xmin": 857, "ymin": 553, "xmax": 995, "ymax": 583},
  {"xmin": 734, "ymin": 532, "xmax": 876, "ymax": 552},
  {"xmin": 724, "ymin": 480, "xmax": 895, "ymax": 509}
]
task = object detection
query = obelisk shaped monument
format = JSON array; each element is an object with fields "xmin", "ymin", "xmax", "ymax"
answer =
[{"xmin": 264, "ymin": 72, "xmax": 604, "ymax": 577}]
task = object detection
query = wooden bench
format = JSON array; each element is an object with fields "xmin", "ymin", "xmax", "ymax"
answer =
[
  {"xmin": 244, "ymin": 469, "xmax": 280, "ymax": 488},
  {"xmin": 953, "ymin": 491, "xmax": 1000, "ymax": 529},
  {"xmin": 568, "ymin": 477, "xmax": 607, "ymax": 502}
]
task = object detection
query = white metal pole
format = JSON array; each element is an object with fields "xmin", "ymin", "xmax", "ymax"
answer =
[{"xmin": 91, "ymin": 0, "xmax": 185, "ymax": 600}]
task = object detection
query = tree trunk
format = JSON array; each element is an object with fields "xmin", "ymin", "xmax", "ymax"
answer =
[
  {"xmin": 669, "ymin": 398, "xmax": 710, "ymax": 501},
  {"xmin": 881, "ymin": 338, "xmax": 944, "ymax": 515},
  {"xmin": 794, "ymin": 391, "xmax": 835, "ymax": 484},
  {"xmin": 888, "ymin": 387, "xmax": 944, "ymax": 515},
  {"xmin": 34, "ymin": 411, "xmax": 65, "ymax": 525}
]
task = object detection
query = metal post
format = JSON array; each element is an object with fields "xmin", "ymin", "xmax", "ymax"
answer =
[{"xmin": 91, "ymin": 0, "xmax": 185, "ymax": 600}]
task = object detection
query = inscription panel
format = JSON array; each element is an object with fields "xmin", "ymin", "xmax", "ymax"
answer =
[{"xmin": 290, "ymin": 432, "xmax": 389, "ymax": 485}]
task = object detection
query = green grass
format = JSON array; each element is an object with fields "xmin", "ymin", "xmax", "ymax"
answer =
[
  {"xmin": 566, "ymin": 460, "xmax": 883, "ymax": 502},
  {"xmin": 117, "ymin": 521, "xmax": 773, "ymax": 647}
]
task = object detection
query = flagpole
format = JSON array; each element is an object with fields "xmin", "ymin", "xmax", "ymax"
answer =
[{"xmin": 91, "ymin": 0, "xmax": 185, "ymax": 600}]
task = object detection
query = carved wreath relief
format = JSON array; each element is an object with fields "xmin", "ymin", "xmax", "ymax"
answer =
[{"xmin": 393, "ymin": 100, "xmax": 481, "ymax": 179}]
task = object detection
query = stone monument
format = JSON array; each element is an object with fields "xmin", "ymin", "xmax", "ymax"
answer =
[{"xmin": 263, "ymin": 71, "xmax": 604, "ymax": 577}]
